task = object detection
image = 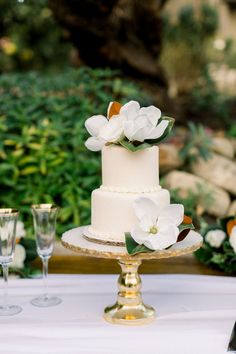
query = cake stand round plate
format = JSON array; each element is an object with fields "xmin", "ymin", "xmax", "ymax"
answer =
[{"xmin": 62, "ymin": 226, "xmax": 203, "ymax": 326}]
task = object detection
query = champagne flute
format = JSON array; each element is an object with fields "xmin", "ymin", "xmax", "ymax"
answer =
[
  {"xmin": 0, "ymin": 208, "xmax": 22, "ymax": 316},
  {"xmin": 31, "ymin": 204, "xmax": 61, "ymax": 307}
]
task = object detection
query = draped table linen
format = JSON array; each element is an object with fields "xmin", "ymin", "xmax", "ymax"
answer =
[{"xmin": 0, "ymin": 274, "xmax": 235, "ymax": 354}]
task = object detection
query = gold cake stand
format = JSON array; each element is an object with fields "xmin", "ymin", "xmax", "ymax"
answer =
[{"xmin": 62, "ymin": 226, "xmax": 202, "ymax": 326}]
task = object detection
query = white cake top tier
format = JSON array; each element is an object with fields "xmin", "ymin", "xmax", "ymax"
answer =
[{"xmin": 101, "ymin": 145, "xmax": 159, "ymax": 192}]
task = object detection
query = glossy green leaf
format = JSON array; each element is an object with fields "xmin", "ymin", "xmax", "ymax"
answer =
[
  {"xmin": 145, "ymin": 116, "xmax": 175, "ymax": 144},
  {"xmin": 125, "ymin": 233, "xmax": 153, "ymax": 255},
  {"xmin": 119, "ymin": 140, "xmax": 151, "ymax": 152}
]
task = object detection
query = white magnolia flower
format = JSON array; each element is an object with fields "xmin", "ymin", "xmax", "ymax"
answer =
[
  {"xmin": 131, "ymin": 197, "xmax": 184, "ymax": 251},
  {"xmin": 85, "ymin": 114, "xmax": 107, "ymax": 151},
  {"xmin": 229, "ymin": 226, "xmax": 236, "ymax": 253},
  {"xmin": 122, "ymin": 101, "xmax": 168, "ymax": 142},
  {"xmin": 0, "ymin": 220, "xmax": 26, "ymax": 242},
  {"xmin": 98, "ymin": 115, "xmax": 125, "ymax": 143},
  {"xmin": 84, "ymin": 100, "xmax": 167, "ymax": 151},
  {"xmin": 11, "ymin": 244, "xmax": 26, "ymax": 269},
  {"xmin": 84, "ymin": 110, "xmax": 124, "ymax": 151},
  {"xmin": 205, "ymin": 229, "xmax": 226, "ymax": 248}
]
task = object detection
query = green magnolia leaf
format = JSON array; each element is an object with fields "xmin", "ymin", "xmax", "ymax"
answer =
[
  {"xmin": 178, "ymin": 222, "xmax": 195, "ymax": 233},
  {"xmin": 145, "ymin": 116, "xmax": 175, "ymax": 145},
  {"xmin": 130, "ymin": 244, "xmax": 153, "ymax": 255},
  {"xmin": 125, "ymin": 232, "xmax": 139, "ymax": 253},
  {"xmin": 119, "ymin": 140, "xmax": 151, "ymax": 152},
  {"xmin": 125, "ymin": 232, "xmax": 153, "ymax": 255}
]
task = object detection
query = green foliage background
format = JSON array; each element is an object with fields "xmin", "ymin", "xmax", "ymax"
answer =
[
  {"xmin": 0, "ymin": 0, "xmax": 71, "ymax": 73},
  {"xmin": 0, "ymin": 68, "xmax": 147, "ymax": 236}
]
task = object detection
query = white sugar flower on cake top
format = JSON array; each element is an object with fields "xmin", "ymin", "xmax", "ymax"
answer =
[{"xmin": 85, "ymin": 101, "xmax": 174, "ymax": 152}]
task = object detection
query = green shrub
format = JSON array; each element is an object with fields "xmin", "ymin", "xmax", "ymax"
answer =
[
  {"xmin": 190, "ymin": 68, "xmax": 232, "ymax": 126},
  {"xmin": 179, "ymin": 122, "xmax": 213, "ymax": 164},
  {"xmin": 161, "ymin": 3, "xmax": 219, "ymax": 94},
  {"xmin": 0, "ymin": 67, "xmax": 147, "ymax": 236}
]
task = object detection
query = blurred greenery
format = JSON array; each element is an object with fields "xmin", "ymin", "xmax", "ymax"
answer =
[
  {"xmin": 161, "ymin": 3, "xmax": 219, "ymax": 95},
  {"xmin": 170, "ymin": 184, "xmax": 215, "ymax": 227},
  {"xmin": 228, "ymin": 124, "xmax": 236, "ymax": 137},
  {"xmin": 179, "ymin": 122, "xmax": 213, "ymax": 164},
  {"xmin": 189, "ymin": 67, "xmax": 234, "ymax": 127},
  {"xmin": 0, "ymin": 67, "xmax": 147, "ymax": 236},
  {"xmin": 195, "ymin": 221, "xmax": 236, "ymax": 274},
  {"xmin": 163, "ymin": 3, "xmax": 218, "ymax": 46},
  {"xmin": 0, "ymin": 0, "xmax": 72, "ymax": 72}
]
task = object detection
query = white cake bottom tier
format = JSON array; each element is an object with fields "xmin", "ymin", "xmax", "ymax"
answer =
[{"xmin": 89, "ymin": 188, "xmax": 170, "ymax": 244}]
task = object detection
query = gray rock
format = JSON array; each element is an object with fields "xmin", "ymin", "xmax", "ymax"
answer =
[
  {"xmin": 211, "ymin": 136, "xmax": 234, "ymax": 159},
  {"xmin": 159, "ymin": 144, "xmax": 183, "ymax": 172},
  {"xmin": 191, "ymin": 153, "xmax": 236, "ymax": 196},
  {"xmin": 164, "ymin": 170, "xmax": 231, "ymax": 217}
]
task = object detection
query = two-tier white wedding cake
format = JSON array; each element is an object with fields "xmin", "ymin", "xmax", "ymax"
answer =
[
  {"xmin": 83, "ymin": 100, "xmax": 179, "ymax": 249},
  {"xmin": 85, "ymin": 145, "xmax": 170, "ymax": 245}
]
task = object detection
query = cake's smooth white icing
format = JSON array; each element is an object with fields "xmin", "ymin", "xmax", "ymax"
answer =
[
  {"xmin": 89, "ymin": 188, "xmax": 170, "ymax": 243},
  {"xmin": 102, "ymin": 145, "xmax": 159, "ymax": 191},
  {"xmin": 88, "ymin": 145, "xmax": 170, "ymax": 244}
]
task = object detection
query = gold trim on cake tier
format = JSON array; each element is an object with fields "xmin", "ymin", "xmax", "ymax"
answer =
[{"xmin": 83, "ymin": 234, "xmax": 125, "ymax": 247}]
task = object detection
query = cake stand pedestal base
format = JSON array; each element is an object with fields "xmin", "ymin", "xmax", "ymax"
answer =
[
  {"xmin": 62, "ymin": 226, "xmax": 203, "ymax": 326},
  {"xmin": 104, "ymin": 259, "xmax": 155, "ymax": 325}
]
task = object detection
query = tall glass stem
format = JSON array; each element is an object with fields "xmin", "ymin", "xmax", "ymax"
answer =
[
  {"xmin": 2, "ymin": 263, "xmax": 9, "ymax": 310},
  {"xmin": 42, "ymin": 257, "xmax": 49, "ymax": 299}
]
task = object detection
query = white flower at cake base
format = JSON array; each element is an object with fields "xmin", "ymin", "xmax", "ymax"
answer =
[
  {"xmin": 0, "ymin": 220, "xmax": 26, "ymax": 241},
  {"xmin": 0, "ymin": 220, "xmax": 27, "ymax": 269},
  {"xmin": 229, "ymin": 226, "xmax": 236, "ymax": 253},
  {"xmin": 130, "ymin": 198, "xmax": 184, "ymax": 251},
  {"xmin": 205, "ymin": 229, "xmax": 226, "ymax": 248}
]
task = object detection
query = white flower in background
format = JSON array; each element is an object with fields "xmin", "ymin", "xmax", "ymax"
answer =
[
  {"xmin": 15, "ymin": 220, "xmax": 26, "ymax": 240},
  {"xmin": 131, "ymin": 197, "xmax": 184, "ymax": 251},
  {"xmin": 229, "ymin": 226, "xmax": 236, "ymax": 253},
  {"xmin": 122, "ymin": 101, "xmax": 168, "ymax": 142},
  {"xmin": 11, "ymin": 244, "xmax": 26, "ymax": 269},
  {"xmin": 205, "ymin": 229, "xmax": 226, "ymax": 248},
  {"xmin": 0, "ymin": 220, "xmax": 26, "ymax": 241}
]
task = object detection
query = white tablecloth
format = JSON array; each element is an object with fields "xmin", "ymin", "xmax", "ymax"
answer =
[{"xmin": 0, "ymin": 274, "xmax": 236, "ymax": 354}]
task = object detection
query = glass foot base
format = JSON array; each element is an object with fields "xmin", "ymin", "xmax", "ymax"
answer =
[
  {"xmin": 31, "ymin": 296, "xmax": 62, "ymax": 308},
  {"xmin": 104, "ymin": 302, "xmax": 156, "ymax": 325},
  {"xmin": 0, "ymin": 305, "xmax": 22, "ymax": 316}
]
